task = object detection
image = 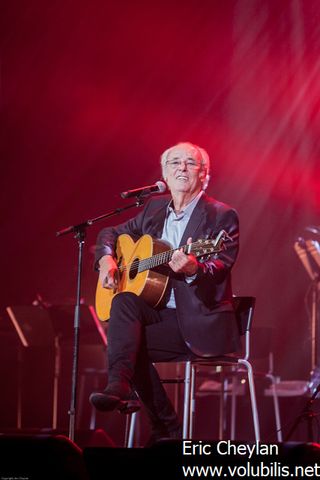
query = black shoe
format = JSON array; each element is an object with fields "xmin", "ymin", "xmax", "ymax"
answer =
[
  {"xmin": 117, "ymin": 397, "xmax": 141, "ymax": 414},
  {"xmin": 89, "ymin": 383, "xmax": 141, "ymax": 414}
]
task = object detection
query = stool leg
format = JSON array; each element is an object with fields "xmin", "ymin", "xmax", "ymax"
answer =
[
  {"xmin": 219, "ymin": 373, "xmax": 228, "ymax": 440},
  {"xmin": 239, "ymin": 359, "xmax": 260, "ymax": 441},
  {"xmin": 183, "ymin": 361, "xmax": 192, "ymax": 438},
  {"xmin": 89, "ymin": 405, "xmax": 97, "ymax": 431},
  {"xmin": 174, "ymin": 363, "xmax": 183, "ymax": 413},
  {"xmin": 125, "ymin": 411, "xmax": 138, "ymax": 448},
  {"xmin": 189, "ymin": 365, "xmax": 196, "ymax": 438},
  {"xmin": 88, "ymin": 376, "xmax": 100, "ymax": 430},
  {"xmin": 230, "ymin": 375, "xmax": 237, "ymax": 440},
  {"xmin": 267, "ymin": 374, "xmax": 282, "ymax": 442}
]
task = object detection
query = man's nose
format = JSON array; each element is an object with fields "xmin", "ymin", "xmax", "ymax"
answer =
[{"xmin": 179, "ymin": 160, "xmax": 188, "ymax": 170}]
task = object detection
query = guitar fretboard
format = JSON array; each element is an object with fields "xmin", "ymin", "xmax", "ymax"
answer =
[
  {"xmin": 118, "ymin": 230, "xmax": 228, "ymax": 274},
  {"xmin": 138, "ymin": 245, "xmax": 188, "ymax": 273}
]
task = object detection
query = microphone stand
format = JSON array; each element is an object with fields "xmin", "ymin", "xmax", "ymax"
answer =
[
  {"xmin": 285, "ymin": 276, "xmax": 320, "ymax": 442},
  {"xmin": 285, "ymin": 381, "xmax": 320, "ymax": 442},
  {"xmin": 56, "ymin": 197, "xmax": 145, "ymax": 442}
]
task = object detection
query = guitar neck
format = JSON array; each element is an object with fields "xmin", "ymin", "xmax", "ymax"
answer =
[
  {"xmin": 138, "ymin": 243, "xmax": 196, "ymax": 273},
  {"xmin": 123, "ymin": 230, "xmax": 228, "ymax": 274}
]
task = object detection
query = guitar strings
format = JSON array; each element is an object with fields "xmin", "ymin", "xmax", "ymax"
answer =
[
  {"xmin": 118, "ymin": 239, "xmax": 219, "ymax": 273},
  {"xmin": 118, "ymin": 246, "xmax": 179, "ymax": 273}
]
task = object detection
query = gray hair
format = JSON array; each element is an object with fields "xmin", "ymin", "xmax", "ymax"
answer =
[{"xmin": 160, "ymin": 141, "xmax": 211, "ymax": 190}]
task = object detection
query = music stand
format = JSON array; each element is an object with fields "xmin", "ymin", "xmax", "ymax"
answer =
[
  {"xmin": 6, "ymin": 305, "xmax": 58, "ymax": 430},
  {"xmin": 294, "ymin": 238, "xmax": 320, "ymax": 383},
  {"xmin": 48, "ymin": 304, "xmax": 107, "ymax": 349},
  {"xmin": 49, "ymin": 305, "xmax": 108, "ymax": 431},
  {"xmin": 6, "ymin": 304, "xmax": 107, "ymax": 432},
  {"xmin": 290, "ymin": 238, "xmax": 320, "ymax": 440},
  {"xmin": 49, "ymin": 304, "xmax": 108, "ymax": 434}
]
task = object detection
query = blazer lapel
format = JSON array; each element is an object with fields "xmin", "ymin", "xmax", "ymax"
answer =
[
  {"xmin": 179, "ymin": 194, "xmax": 208, "ymax": 247},
  {"xmin": 147, "ymin": 202, "xmax": 168, "ymax": 238}
]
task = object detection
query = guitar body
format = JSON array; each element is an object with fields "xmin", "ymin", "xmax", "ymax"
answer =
[{"xmin": 95, "ymin": 234, "xmax": 171, "ymax": 321}]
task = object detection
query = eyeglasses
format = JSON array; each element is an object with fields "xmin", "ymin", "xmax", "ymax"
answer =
[{"xmin": 165, "ymin": 159, "xmax": 201, "ymax": 170}]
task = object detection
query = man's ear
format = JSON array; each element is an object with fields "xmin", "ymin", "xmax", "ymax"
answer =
[{"xmin": 199, "ymin": 169, "xmax": 206, "ymax": 181}]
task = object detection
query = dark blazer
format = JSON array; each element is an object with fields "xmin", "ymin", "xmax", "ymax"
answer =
[{"xmin": 95, "ymin": 193, "xmax": 240, "ymax": 356}]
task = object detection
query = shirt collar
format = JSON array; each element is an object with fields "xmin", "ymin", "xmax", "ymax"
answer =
[{"xmin": 167, "ymin": 190, "xmax": 204, "ymax": 218}]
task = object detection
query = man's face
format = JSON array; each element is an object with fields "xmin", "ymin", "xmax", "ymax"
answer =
[{"xmin": 164, "ymin": 144, "xmax": 206, "ymax": 196}]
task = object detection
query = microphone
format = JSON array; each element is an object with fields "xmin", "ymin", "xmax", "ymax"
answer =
[
  {"xmin": 294, "ymin": 237, "xmax": 319, "ymax": 281},
  {"xmin": 121, "ymin": 180, "xmax": 166, "ymax": 199},
  {"xmin": 305, "ymin": 226, "xmax": 320, "ymax": 235}
]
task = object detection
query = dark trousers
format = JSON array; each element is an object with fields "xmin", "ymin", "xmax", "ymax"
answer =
[{"xmin": 107, "ymin": 292, "xmax": 195, "ymax": 433}]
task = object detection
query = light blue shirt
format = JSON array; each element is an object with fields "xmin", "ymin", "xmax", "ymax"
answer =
[{"xmin": 161, "ymin": 191, "xmax": 203, "ymax": 308}]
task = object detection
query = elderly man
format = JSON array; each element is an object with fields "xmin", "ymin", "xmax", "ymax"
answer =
[{"xmin": 90, "ymin": 142, "xmax": 240, "ymax": 444}]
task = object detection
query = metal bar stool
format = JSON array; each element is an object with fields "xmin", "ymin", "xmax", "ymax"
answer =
[{"xmin": 126, "ymin": 296, "xmax": 260, "ymax": 446}]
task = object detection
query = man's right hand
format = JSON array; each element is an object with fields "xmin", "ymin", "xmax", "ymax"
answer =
[{"xmin": 98, "ymin": 255, "xmax": 119, "ymax": 292}]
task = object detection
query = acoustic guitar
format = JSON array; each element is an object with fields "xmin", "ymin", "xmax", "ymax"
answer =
[{"xmin": 95, "ymin": 229, "xmax": 230, "ymax": 321}]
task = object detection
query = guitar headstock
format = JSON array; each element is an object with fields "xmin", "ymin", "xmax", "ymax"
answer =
[{"xmin": 188, "ymin": 230, "xmax": 232, "ymax": 258}]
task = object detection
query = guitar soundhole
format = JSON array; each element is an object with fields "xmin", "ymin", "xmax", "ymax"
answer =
[{"xmin": 129, "ymin": 257, "xmax": 140, "ymax": 280}]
